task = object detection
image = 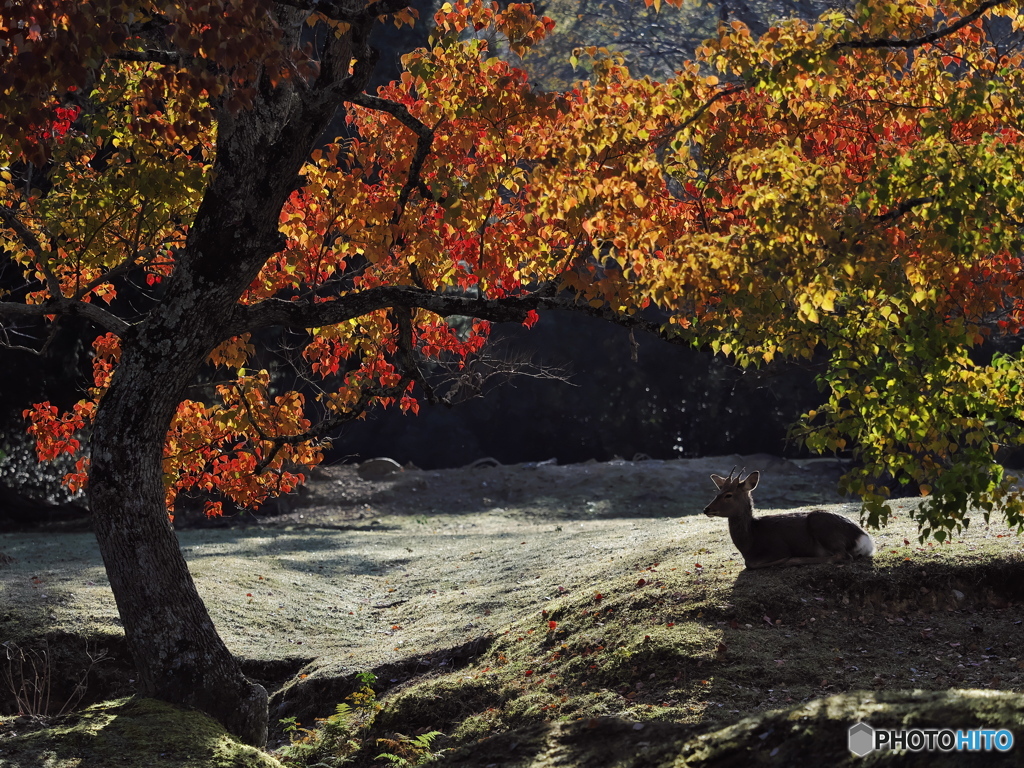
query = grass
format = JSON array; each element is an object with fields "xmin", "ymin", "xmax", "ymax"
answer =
[
  {"xmin": 272, "ymin": 512, "xmax": 1024, "ymax": 765},
  {"xmin": 2, "ymin": 489, "xmax": 1024, "ymax": 766}
]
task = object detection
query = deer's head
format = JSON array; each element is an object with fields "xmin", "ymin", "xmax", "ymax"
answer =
[{"xmin": 703, "ymin": 468, "xmax": 759, "ymax": 517}]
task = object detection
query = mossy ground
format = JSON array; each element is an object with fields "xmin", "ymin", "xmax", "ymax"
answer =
[
  {"xmin": 0, "ymin": 697, "xmax": 283, "ymax": 768},
  {"xmin": 436, "ymin": 689, "xmax": 1024, "ymax": 767}
]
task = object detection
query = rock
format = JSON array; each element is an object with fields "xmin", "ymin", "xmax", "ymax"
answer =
[{"xmin": 356, "ymin": 458, "xmax": 403, "ymax": 480}]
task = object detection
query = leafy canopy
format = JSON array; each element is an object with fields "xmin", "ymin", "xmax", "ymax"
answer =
[{"xmin": 2, "ymin": 0, "xmax": 1024, "ymax": 538}]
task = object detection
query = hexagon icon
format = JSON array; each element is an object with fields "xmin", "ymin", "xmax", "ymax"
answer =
[{"xmin": 848, "ymin": 722, "xmax": 875, "ymax": 756}]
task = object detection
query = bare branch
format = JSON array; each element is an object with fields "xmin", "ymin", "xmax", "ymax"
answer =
[
  {"xmin": 834, "ymin": 0, "xmax": 1011, "ymax": 50},
  {"xmin": 428, "ymin": 347, "xmax": 574, "ymax": 406},
  {"xmin": 0, "ymin": 325, "xmax": 44, "ymax": 355}
]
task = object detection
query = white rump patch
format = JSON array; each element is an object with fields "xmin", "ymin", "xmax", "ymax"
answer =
[{"xmin": 853, "ymin": 533, "xmax": 876, "ymax": 557}]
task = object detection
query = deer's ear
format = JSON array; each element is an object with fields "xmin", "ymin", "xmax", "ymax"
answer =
[
  {"xmin": 710, "ymin": 474, "xmax": 728, "ymax": 489},
  {"xmin": 742, "ymin": 471, "xmax": 760, "ymax": 491}
]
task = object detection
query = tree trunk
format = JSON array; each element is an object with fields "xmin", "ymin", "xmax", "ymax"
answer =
[
  {"xmin": 85, "ymin": 132, "xmax": 308, "ymax": 745},
  {"xmin": 88, "ymin": 313, "xmax": 271, "ymax": 746},
  {"xmin": 81, "ymin": 12, "xmax": 375, "ymax": 745},
  {"xmin": 88, "ymin": 465, "xmax": 270, "ymax": 745}
]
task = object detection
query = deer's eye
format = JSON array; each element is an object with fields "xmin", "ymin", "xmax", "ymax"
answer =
[{"xmin": 724, "ymin": 493, "xmax": 732, "ymax": 498}]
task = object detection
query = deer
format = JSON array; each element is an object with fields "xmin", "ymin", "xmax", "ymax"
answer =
[{"xmin": 703, "ymin": 468, "xmax": 875, "ymax": 569}]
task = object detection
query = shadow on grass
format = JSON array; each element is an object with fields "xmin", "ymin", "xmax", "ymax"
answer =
[{"xmin": 709, "ymin": 556, "xmax": 1024, "ymax": 729}]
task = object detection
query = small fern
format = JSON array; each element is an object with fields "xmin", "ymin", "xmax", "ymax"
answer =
[
  {"xmin": 375, "ymin": 730, "xmax": 445, "ymax": 766},
  {"xmin": 276, "ymin": 677, "xmax": 381, "ymax": 767}
]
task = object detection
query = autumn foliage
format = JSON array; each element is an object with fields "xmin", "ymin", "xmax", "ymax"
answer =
[{"xmin": 3, "ymin": 0, "xmax": 1024, "ymax": 538}]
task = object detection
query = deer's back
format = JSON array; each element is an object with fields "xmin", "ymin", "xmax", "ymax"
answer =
[{"xmin": 749, "ymin": 510, "xmax": 865, "ymax": 559}]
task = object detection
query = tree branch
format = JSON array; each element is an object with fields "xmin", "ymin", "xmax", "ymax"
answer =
[
  {"xmin": 0, "ymin": 204, "xmax": 65, "ymax": 299},
  {"xmin": 1, "ymin": 205, "xmax": 131, "ymax": 335},
  {"xmin": 346, "ymin": 92, "xmax": 436, "ymax": 209},
  {"xmin": 254, "ymin": 376, "xmax": 414, "ymax": 459},
  {"xmin": 660, "ymin": 85, "xmax": 746, "ymax": 146},
  {"xmin": 0, "ymin": 204, "xmax": 44, "ymax": 254},
  {"xmin": 874, "ymin": 196, "xmax": 936, "ymax": 224},
  {"xmin": 834, "ymin": 0, "xmax": 1010, "ymax": 50},
  {"xmin": 0, "ymin": 299, "xmax": 131, "ymax": 336},
  {"xmin": 231, "ymin": 286, "xmax": 540, "ymax": 336},
  {"xmin": 112, "ymin": 49, "xmax": 185, "ymax": 65},
  {"xmin": 229, "ymin": 284, "xmax": 680, "ymax": 343},
  {"xmin": 363, "ymin": 0, "xmax": 413, "ymax": 17}
]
